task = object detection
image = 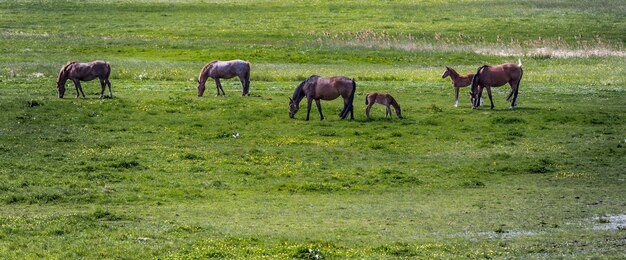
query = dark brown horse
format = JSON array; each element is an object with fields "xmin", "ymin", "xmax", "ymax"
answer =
[
  {"xmin": 365, "ymin": 92, "xmax": 402, "ymax": 119},
  {"xmin": 442, "ymin": 66, "xmax": 475, "ymax": 107},
  {"xmin": 56, "ymin": 60, "xmax": 111, "ymax": 99},
  {"xmin": 470, "ymin": 59, "xmax": 523, "ymax": 109},
  {"xmin": 197, "ymin": 59, "xmax": 251, "ymax": 96},
  {"xmin": 289, "ymin": 75, "xmax": 356, "ymax": 121}
]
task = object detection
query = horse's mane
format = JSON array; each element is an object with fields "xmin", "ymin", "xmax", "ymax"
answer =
[
  {"xmin": 470, "ymin": 65, "xmax": 489, "ymax": 93},
  {"xmin": 292, "ymin": 79, "xmax": 306, "ymax": 100},
  {"xmin": 390, "ymin": 95, "xmax": 401, "ymax": 110},
  {"xmin": 202, "ymin": 60, "xmax": 219, "ymax": 73},
  {"xmin": 446, "ymin": 67, "xmax": 459, "ymax": 78},
  {"xmin": 57, "ymin": 61, "xmax": 77, "ymax": 83},
  {"xmin": 292, "ymin": 75, "xmax": 320, "ymax": 100}
]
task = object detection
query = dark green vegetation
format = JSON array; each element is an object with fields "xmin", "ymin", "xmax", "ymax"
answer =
[{"xmin": 1, "ymin": 0, "xmax": 625, "ymax": 258}]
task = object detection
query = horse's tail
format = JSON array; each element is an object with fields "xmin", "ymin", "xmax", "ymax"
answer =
[
  {"xmin": 105, "ymin": 62, "xmax": 111, "ymax": 79},
  {"xmin": 348, "ymin": 79, "xmax": 357, "ymax": 114},
  {"xmin": 244, "ymin": 61, "xmax": 251, "ymax": 81},
  {"xmin": 340, "ymin": 79, "xmax": 356, "ymax": 119},
  {"xmin": 506, "ymin": 89, "xmax": 514, "ymax": 101},
  {"xmin": 365, "ymin": 93, "xmax": 370, "ymax": 105},
  {"xmin": 507, "ymin": 67, "xmax": 523, "ymax": 102}
]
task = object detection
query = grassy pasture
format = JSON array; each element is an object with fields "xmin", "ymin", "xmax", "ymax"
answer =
[{"xmin": 1, "ymin": 0, "xmax": 625, "ymax": 258}]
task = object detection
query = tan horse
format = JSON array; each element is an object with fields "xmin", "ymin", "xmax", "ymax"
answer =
[
  {"xmin": 470, "ymin": 59, "xmax": 523, "ymax": 109},
  {"xmin": 365, "ymin": 92, "xmax": 402, "ymax": 119},
  {"xmin": 197, "ymin": 59, "xmax": 251, "ymax": 96},
  {"xmin": 289, "ymin": 75, "xmax": 356, "ymax": 121},
  {"xmin": 442, "ymin": 67, "xmax": 475, "ymax": 107},
  {"xmin": 56, "ymin": 60, "xmax": 111, "ymax": 99}
]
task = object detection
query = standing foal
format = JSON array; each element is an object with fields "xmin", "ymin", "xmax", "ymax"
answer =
[{"xmin": 442, "ymin": 66, "xmax": 475, "ymax": 107}]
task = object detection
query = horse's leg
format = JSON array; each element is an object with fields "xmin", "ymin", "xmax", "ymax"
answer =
[
  {"xmin": 454, "ymin": 86, "xmax": 459, "ymax": 107},
  {"xmin": 509, "ymin": 79, "xmax": 521, "ymax": 109},
  {"xmin": 385, "ymin": 105, "xmax": 391, "ymax": 118},
  {"xmin": 98, "ymin": 78, "xmax": 106, "ymax": 99},
  {"xmin": 73, "ymin": 81, "xmax": 80, "ymax": 98},
  {"xmin": 238, "ymin": 75, "xmax": 247, "ymax": 96},
  {"xmin": 214, "ymin": 78, "xmax": 225, "ymax": 96},
  {"xmin": 486, "ymin": 86, "xmax": 494, "ymax": 109},
  {"xmin": 315, "ymin": 99, "xmax": 324, "ymax": 121},
  {"xmin": 244, "ymin": 71, "xmax": 251, "ymax": 96},
  {"xmin": 305, "ymin": 97, "xmax": 313, "ymax": 121},
  {"xmin": 349, "ymin": 102, "xmax": 354, "ymax": 120},
  {"xmin": 366, "ymin": 102, "xmax": 373, "ymax": 120},
  {"xmin": 106, "ymin": 79, "xmax": 112, "ymax": 98},
  {"xmin": 73, "ymin": 79, "xmax": 85, "ymax": 98}
]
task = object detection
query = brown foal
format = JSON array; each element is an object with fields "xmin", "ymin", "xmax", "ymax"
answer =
[
  {"xmin": 365, "ymin": 92, "xmax": 402, "ymax": 119},
  {"xmin": 442, "ymin": 66, "xmax": 474, "ymax": 107}
]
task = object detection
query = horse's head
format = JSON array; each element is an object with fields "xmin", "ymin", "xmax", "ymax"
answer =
[
  {"xmin": 442, "ymin": 67, "xmax": 451, "ymax": 79},
  {"xmin": 470, "ymin": 65, "xmax": 489, "ymax": 109},
  {"xmin": 288, "ymin": 97, "xmax": 299, "ymax": 118},
  {"xmin": 196, "ymin": 80, "xmax": 205, "ymax": 97},
  {"xmin": 57, "ymin": 81, "xmax": 66, "ymax": 98},
  {"xmin": 469, "ymin": 92, "xmax": 477, "ymax": 108}
]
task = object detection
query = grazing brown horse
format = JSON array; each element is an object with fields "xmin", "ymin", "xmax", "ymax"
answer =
[
  {"xmin": 56, "ymin": 60, "xmax": 111, "ymax": 99},
  {"xmin": 197, "ymin": 59, "xmax": 251, "ymax": 96},
  {"xmin": 365, "ymin": 92, "xmax": 402, "ymax": 119},
  {"xmin": 289, "ymin": 75, "xmax": 356, "ymax": 121},
  {"xmin": 442, "ymin": 67, "xmax": 475, "ymax": 107},
  {"xmin": 470, "ymin": 59, "xmax": 523, "ymax": 109}
]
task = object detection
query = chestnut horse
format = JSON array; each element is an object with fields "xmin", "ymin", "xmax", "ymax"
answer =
[
  {"xmin": 197, "ymin": 59, "xmax": 250, "ymax": 96},
  {"xmin": 470, "ymin": 59, "xmax": 523, "ymax": 109},
  {"xmin": 289, "ymin": 75, "xmax": 356, "ymax": 121},
  {"xmin": 365, "ymin": 92, "xmax": 402, "ymax": 119},
  {"xmin": 56, "ymin": 60, "xmax": 111, "ymax": 99},
  {"xmin": 442, "ymin": 67, "xmax": 475, "ymax": 107}
]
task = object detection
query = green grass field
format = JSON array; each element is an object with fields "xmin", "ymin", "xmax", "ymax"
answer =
[{"xmin": 1, "ymin": 0, "xmax": 625, "ymax": 258}]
